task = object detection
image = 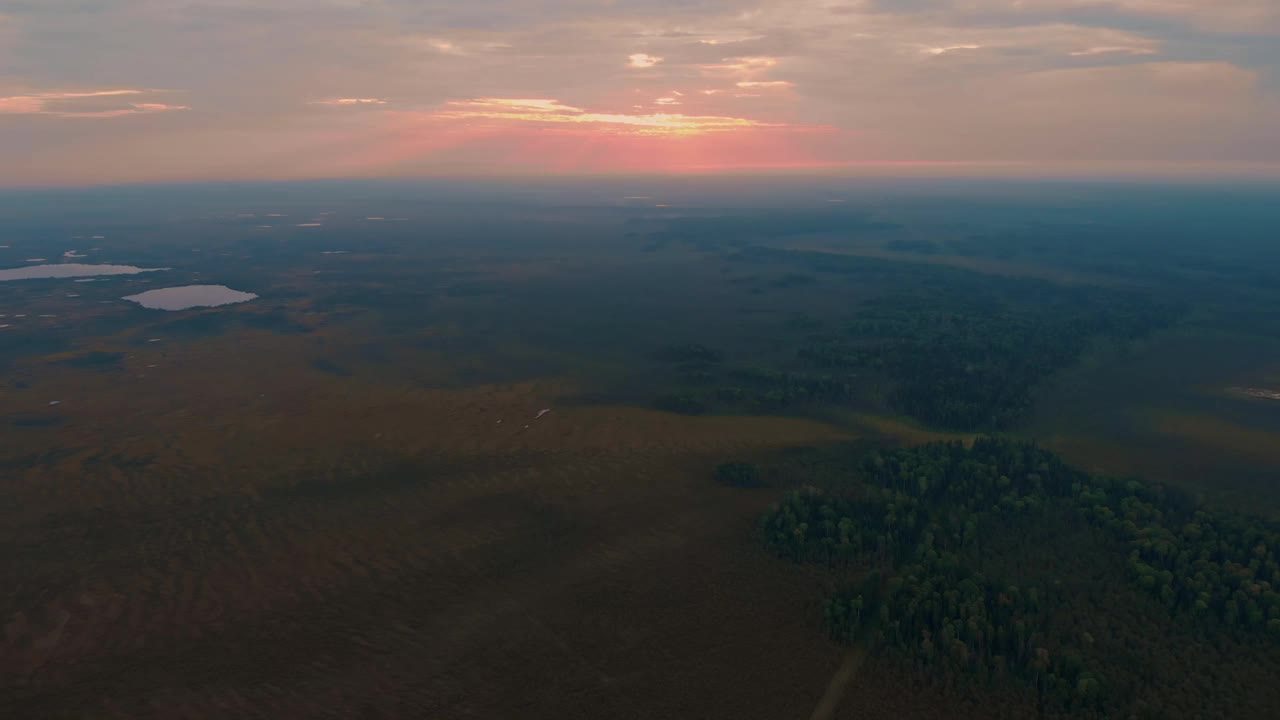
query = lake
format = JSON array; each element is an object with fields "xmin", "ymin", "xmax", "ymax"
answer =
[
  {"xmin": 0, "ymin": 263, "xmax": 166, "ymax": 281},
  {"xmin": 122, "ymin": 284, "xmax": 259, "ymax": 310}
]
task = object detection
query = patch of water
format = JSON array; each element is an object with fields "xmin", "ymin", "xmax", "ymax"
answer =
[
  {"xmin": 0, "ymin": 263, "xmax": 167, "ymax": 282},
  {"xmin": 123, "ymin": 284, "xmax": 258, "ymax": 311}
]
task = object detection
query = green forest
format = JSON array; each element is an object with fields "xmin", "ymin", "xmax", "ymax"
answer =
[
  {"xmin": 754, "ymin": 439, "xmax": 1280, "ymax": 717},
  {"xmin": 651, "ymin": 249, "xmax": 1180, "ymax": 431}
]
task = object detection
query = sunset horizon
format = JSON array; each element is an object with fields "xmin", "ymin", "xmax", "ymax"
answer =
[
  {"xmin": 3, "ymin": 1, "xmax": 1279, "ymax": 187},
  {"xmin": 5, "ymin": 3, "xmax": 1280, "ymax": 718}
]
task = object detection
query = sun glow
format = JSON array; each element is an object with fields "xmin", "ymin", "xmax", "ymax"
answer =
[{"xmin": 322, "ymin": 95, "xmax": 844, "ymax": 177}]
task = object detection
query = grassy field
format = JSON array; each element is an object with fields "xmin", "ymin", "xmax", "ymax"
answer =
[{"xmin": 2, "ymin": 321, "xmax": 858, "ymax": 718}]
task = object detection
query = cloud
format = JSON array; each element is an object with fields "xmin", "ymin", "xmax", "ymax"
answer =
[
  {"xmin": 1069, "ymin": 45, "xmax": 1157, "ymax": 57},
  {"xmin": 736, "ymin": 80, "xmax": 793, "ymax": 89},
  {"xmin": 702, "ymin": 56, "xmax": 779, "ymax": 74},
  {"xmin": 923, "ymin": 44, "xmax": 981, "ymax": 56},
  {"xmin": 627, "ymin": 53, "xmax": 663, "ymax": 68},
  {"xmin": 0, "ymin": 0, "xmax": 1276, "ymax": 184},
  {"xmin": 854, "ymin": 0, "xmax": 1279, "ymax": 34},
  {"xmin": 880, "ymin": 22, "xmax": 1164, "ymax": 60},
  {"xmin": 431, "ymin": 96, "xmax": 787, "ymax": 135},
  {"xmin": 58, "ymin": 103, "xmax": 190, "ymax": 118},
  {"xmin": 311, "ymin": 98, "xmax": 389, "ymax": 106},
  {"xmin": 831, "ymin": 60, "xmax": 1277, "ymax": 166},
  {"xmin": 1123, "ymin": 0, "xmax": 1280, "ymax": 33},
  {"xmin": 460, "ymin": 98, "xmax": 584, "ymax": 113},
  {"xmin": 968, "ymin": 1, "xmax": 1279, "ymax": 34},
  {"xmin": 426, "ymin": 38, "xmax": 464, "ymax": 55},
  {"xmin": 0, "ymin": 89, "xmax": 188, "ymax": 117}
]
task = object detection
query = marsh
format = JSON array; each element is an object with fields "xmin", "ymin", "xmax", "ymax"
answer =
[{"xmin": 1, "ymin": 179, "xmax": 1279, "ymax": 719}]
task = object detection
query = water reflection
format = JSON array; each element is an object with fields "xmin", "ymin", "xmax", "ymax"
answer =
[
  {"xmin": 122, "ymin": 285, "xmax": 259, "ymax": 311},
  {"xmin": 0, "ymin": 263, "xmax": 166, "ymax": 281}
]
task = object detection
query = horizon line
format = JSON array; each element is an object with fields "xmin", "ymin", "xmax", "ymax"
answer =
[{"xmin": 3, "ymin": 165, "xmax": 1280, "ymax": 193}]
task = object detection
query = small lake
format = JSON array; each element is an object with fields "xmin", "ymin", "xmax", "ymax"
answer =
[
  {"xmin": 122, "ymin": 285, "xmax": 259, "ymax": 311},
  {"xmin": 0, "ymin": 263, "xmax": 166, "ymax": 281}
]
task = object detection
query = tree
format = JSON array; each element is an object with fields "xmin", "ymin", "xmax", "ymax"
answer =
[{"xmin": 715, "ymin": 462, "xmax": 763, "ymax": 488}]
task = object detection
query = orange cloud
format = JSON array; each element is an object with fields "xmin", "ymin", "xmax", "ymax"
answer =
[
  {"xmin": 433, "ymin": 97, "xmax": 781, "ymax": 136},
  {"xmin": 0, "ymin": 89, "xmax": 187, "ymax": 117},
  {"xmin": 702, "ymin": 56, "xmax": 779, "ymax": 75},
  {"xmin": 1069, "ymin": 45, "xmax": 1158, "ymax": 56},
  {"xmin": 312, "ymin": 98, "xmax": 389, "ymax": 106},
  {"xmin": 0, "ymin": 90, "xmax": 137, "ymax": 113},
  {"xmin": 736, "ymin": 81, "xmax": 794, "ymax": 89},
  {"xmin": 0, "ymin": 95, "xmax": 46, "ymax": 114},
  {"xmin": 627, "ymin": 53, "xmax": 663, "ymax": 69},
  {"xmin": 923, "ymin": 45, "xmax": 982, "ymax": 56},
  {"xmin": 60, "ymin": 103, "xmax": 190, "ymax": 118},
  {"xmin": 460, "ymin": 98, "xmax": 584, "ymax": 113}
]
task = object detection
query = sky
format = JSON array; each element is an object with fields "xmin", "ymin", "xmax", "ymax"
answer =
[{"xmin": 1, "ymin": 0, "xmax": 1279, "ymax": 186}]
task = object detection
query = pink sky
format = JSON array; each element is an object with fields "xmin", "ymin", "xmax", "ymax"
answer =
[{"xmin": 1, "ymin": 1, "xmax": 1279, "ymax": 186}]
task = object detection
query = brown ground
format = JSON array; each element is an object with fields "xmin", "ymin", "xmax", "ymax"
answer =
[{"xmin": 0, "ymin": 325, "xmax": 992, "ymax": 719}]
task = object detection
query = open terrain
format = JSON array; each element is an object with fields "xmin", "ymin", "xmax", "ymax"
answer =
[{"xmin": 2, "ymin": 182, "xmax": 1279, "ymax": 717}]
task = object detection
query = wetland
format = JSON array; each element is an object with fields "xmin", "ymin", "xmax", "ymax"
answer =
[{"xmin": 1, "ymin": 178, "xmax": 1278, "ymax": 719}]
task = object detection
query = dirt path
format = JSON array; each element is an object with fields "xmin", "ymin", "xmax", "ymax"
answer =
[{"xmin": 808, "ymin": 649, "xmax": 867, "ymax": 720}]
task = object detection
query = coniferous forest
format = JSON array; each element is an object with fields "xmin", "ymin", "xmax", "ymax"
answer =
[{"xmin": 756, "ymin": 439, "xmax": 1280, "ymax": 717}]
